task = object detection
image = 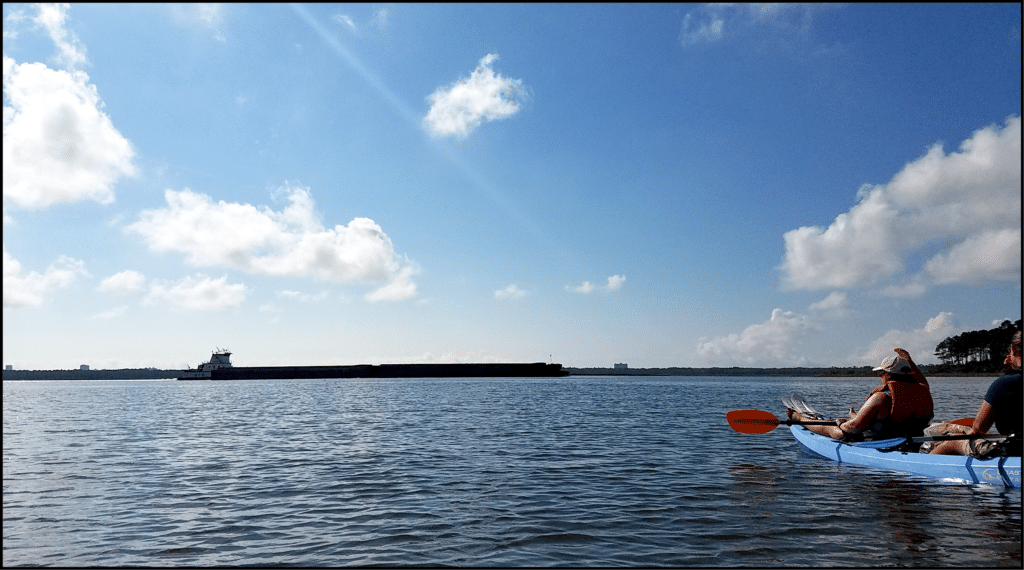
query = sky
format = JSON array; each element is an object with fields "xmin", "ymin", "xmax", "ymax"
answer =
[{"xmin": 3, "ymin": 3, "xmax": 1021, "ymax": 370}]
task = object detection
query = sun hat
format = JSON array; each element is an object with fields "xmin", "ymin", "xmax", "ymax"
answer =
[{"xmin": 873, "ymin": 355, "xmax": 912, "ymax": 374}]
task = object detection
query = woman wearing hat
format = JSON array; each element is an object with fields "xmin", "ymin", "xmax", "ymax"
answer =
[{"xmin": 787, "ymin": 348, "xmax": 934, "ymax": 441}]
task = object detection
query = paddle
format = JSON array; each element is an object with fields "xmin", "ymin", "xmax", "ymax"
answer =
[
  {"xmin": 727, "ymin": 409, "xmax": 837, "ymax": 434},
  {"xmin": 728, "ymin": 409, "xmax": 1007, "ymax": 444}
]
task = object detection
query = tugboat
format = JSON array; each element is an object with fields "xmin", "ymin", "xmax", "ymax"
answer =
[{"xmin": 178, "ymin": 349, "xmax": 233, "ymax": 380}]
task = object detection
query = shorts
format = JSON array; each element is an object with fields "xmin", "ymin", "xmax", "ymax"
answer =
[
  {"xmin": 924, "ymin": 422, "xmax": 1021, "ymax": 458},
  {"xmin": 969, "ymin": 434, "xmax": 1022, "ymax": 460}
]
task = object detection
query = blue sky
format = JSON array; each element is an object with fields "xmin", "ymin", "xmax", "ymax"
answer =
[{"xmin": 3, "ymin": 3, "xmax": 1020, "ymax": 370}]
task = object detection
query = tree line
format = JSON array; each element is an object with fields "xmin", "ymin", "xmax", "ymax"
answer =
[{"xmin": 933, "ymin": 319, "xmax": 1021, "ymax": 372}]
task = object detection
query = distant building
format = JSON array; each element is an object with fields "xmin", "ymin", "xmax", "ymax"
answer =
[
  {"xmin": 614, "ymin": 363, "xmax": 628, "ymax": 369},
  {"xmin": 80, "ymin": 364, "xmax": 90, "ymax": 371}
]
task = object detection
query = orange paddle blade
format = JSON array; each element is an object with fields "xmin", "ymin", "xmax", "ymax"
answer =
[
  {"xmin": 727, "ymin": 409, "xmax": 782, "ymax": 434},
  {"xmin": 950, "ymin": 417, "xmax": 974, "ymax": 427}
]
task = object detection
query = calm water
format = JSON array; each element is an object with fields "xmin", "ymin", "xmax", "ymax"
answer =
[{"xmin": 3, "ymin": 376, "xmax": 1020, "ymax": 567}]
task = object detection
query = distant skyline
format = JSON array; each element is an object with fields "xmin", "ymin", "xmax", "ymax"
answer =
[{"xmin": 3, "ymin": 3, "xmax": 1021, "ymax": 370}]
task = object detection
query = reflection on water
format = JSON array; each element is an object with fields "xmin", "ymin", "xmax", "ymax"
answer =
[{"xmin": 3, "ymin": 376, "xmax": 1020, "ymax": 566}]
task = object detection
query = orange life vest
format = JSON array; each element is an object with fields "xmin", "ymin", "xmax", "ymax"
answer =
[{"xmin": 866, "ymin": 377, "xmax": 934, "ymax": 424}]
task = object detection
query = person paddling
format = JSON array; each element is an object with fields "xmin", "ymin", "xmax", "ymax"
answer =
[
  {"xmin": 927, "ymin": 331, "xmax": 1022, "ymax": 458},
  {"xmin": 787, "ymin": 348, "xmax": 934, "ymax": 441}
]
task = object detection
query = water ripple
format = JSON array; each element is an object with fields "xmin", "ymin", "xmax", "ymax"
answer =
[{"xmin": 4, "ymin": 377, "xmax": 1020, "ymax": 566}]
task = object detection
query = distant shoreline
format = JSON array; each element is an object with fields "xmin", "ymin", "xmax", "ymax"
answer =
[{"xmin": 2, "ymin": 365, "xmax": 1006, "ymax": 380}]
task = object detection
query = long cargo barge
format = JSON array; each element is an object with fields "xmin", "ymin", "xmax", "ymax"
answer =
[{"xmin": 178, "ymin": 350, "xmax": 567, "ymax": 380}]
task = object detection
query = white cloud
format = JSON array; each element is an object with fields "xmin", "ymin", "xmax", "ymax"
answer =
[
  {"xmin": 781, "ymin": 116, "xmax": 1021, "ymax": 292},
  {"xmin": 568, "ymin": 275, "xmax": 625, "ymax": 294},
  {"xmin": 495, "ymin": 284, "xmax": 527, "ymax": 300},
  {"xmin": 333, "ymin": 9, "xmax": 387, "ymax": 34},
  {"xmin": 365, "ymin": 265, "xmax": 418, "ymax": 302},
  {"xmin": 171, "ymin": 4, "xmax": 226, "ymax": 42},
  {"xmin": 679, "ymin": 4, "xmax": 819, "ymax": 47},
  {"xmin": 3, "ymin": 249, "xmax": 88, "ymax": 308},
  {"xmin": 680, "ymin": 12, "xmax": 724, "ymax": 46},
  {"xmin": 855, "ymin": 312, "xmax": 958, "ymax": 366},
  {"xmin": 334, "ymin": 14, "xmax": 357, "ymax": 31},
  {"xmin": 923, "ymin": 228, "xmax": 1021, "ymax": 285},
  {"xmin": 423, "ymin": 53, "xmax": 526, "ymax": 139},
  {"xmin": 372, "ymin": 9, "xmax": 389, "ymax": 30},
  {"xmin": 3, "ymin": 56, "xmax": 136, "ymax": 209},
  {"xmin": 145, "ymin": 274, "xmax": 247, "ymax": 311},
  {"xmin": 881, "ymin": 282, "xmax": 929, "ymax": 299},
  {"xmin": 98, "ymin": 270, "xmax": 146, "ymax": 294},
  {"xmin": 276, "ymin": 290, "xmax": 330, "ymax": 303},
  {"xmin": 808, "ymin": 291, "xmax": 849, "ymax": 317},
  {"xmin": 126, "ymin": 186, "xmax": 418, "ymax": 301},
  {"xmin": 570, "ymin": 281, "xmax": 596, "ymax": 294},
  {"xmin": 33, "ymin": 3, "xmax": 87, "ymax": 69},
  {"xmin": 697, "ymin": 308, "xmax": 814, "ymax": 366}
]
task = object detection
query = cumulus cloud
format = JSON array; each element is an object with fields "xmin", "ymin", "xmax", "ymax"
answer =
[
  {"xmin": 495, "ymin": 284, "xmax": 527, "ymax": 300},
  {"xmin": 697, "ymin": 308, "xmax": 815, "ymax": 366},
  {"xmin": 923, "ymin": 228, "xmax": 1021, "ymax": 285},
  {"xmin": 126, "ymin": 186, "xmax": 418, "ymax": 301},
  {"xmin": 808, "ymin": 291, "xmax": 849, "ymax": 317},
  {"xmin": 423, "ymin": 53, "xmax": 526, "ymax": 139},
  {"xmin": 98, "ymin": 269, "xmax": 146, "ymax": 294},
  {"xmin": 3, "ymin": 56, "xmax": 136, "ymax": 209},
  {"xmin": 3, "ymin": 249, "xmax": 88, "ymax": 308},
  {"xmin": 568, "ymin": 275, "xmax": 626, "ymax": 294},
  {"xmin": 365, "ymin": 265, "xmax": 418, "ymax": 302},
  {"xmin": 855, "ymin": 312, "xmax": 958, "ymax": 366},
  {"xmin": 145, "ymin": 274, "xmax": 247, "ymax": 311},
  {"xmin": 781, "ymin": 116, "xmax": 1021, "ymax": 293}
]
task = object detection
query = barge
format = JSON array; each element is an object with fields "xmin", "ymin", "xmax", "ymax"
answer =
[{"xmin": 178, "ymin": 349, "xmax": 568, "ymax": 380}]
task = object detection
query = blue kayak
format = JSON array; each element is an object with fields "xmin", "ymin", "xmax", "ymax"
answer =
[{"xmin": 790, "ymin": 425, "xmax": 1021, "ymax": 488}]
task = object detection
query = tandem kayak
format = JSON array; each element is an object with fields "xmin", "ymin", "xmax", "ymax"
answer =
[{"xmin": 790, "ymin": 425, "xmax": 1021, "ymax": 488}]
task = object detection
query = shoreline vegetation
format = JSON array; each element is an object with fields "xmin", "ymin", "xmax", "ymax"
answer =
[{"xmin": 1, "ymin": 364, "xmax": 1007, "ymax": 381}]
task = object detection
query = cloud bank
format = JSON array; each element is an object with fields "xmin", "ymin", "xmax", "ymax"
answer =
[
  {"xmin": 126, "ymin": 186, "xmax": 418, "ymax": 301},
  {"xmin": 697, "ymin": 294, "xmax": 957, "ymax": 367},
  {"xmin": 781, "ymin": 116, "xmax": 1021, "ymax": 294},
  {"xmin": 423, "ymin": 53, "xmax": 526, "ymax": 138}
]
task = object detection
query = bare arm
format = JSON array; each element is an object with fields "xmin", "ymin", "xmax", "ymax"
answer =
[
  {"xmin": 970, "ymin": 401, "xmax": 996, "ymax": 435},
  {"xmin": 894, "ymin": 348, "xmax": 928, "ymax": 389},
  {"xmin": 837, "ymin": 392, "xmax": 890, "ymax": 434}
]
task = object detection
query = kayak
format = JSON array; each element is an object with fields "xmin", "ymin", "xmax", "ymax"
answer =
[{"xmin": 790, "ymin": 425, "xmax": 1022, "ymax": 488}]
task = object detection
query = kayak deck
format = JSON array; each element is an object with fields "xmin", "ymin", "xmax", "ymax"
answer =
[{"xmin": 790, "ymin": 425, "xmax": 1021, "ymax": 488}]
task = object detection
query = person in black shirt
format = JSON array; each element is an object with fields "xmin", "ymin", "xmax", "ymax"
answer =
[{"xmin": 929, "ymin": 331, "xmax": 1022, "ymax": 457}]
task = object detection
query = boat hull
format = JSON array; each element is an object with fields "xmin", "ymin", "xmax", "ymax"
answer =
[
  {"xmin": 178, "ymin": 362, "xmax": 568, "ymax": 380},
  {"xmin": 790, "ymin": 425, "xmax": 1021, "ymax": 488}
]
